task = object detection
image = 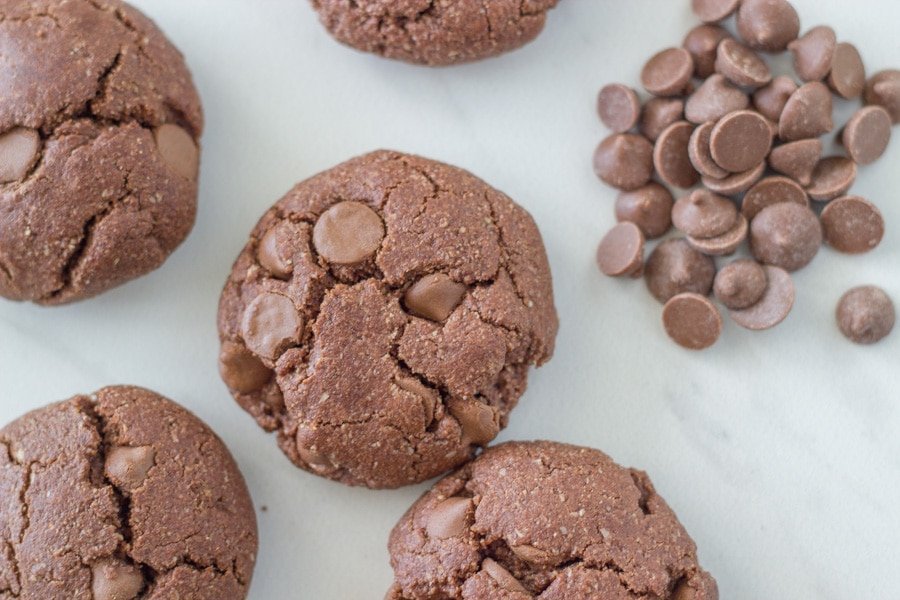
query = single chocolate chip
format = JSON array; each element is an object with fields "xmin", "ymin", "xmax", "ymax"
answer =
[
  {"xmin": 257, "ymin": 222, "xmax": 294, "ymax": 279},
  {"xmin": 313, "ymin": 201, "xmax": 385, "ymax": 265},
  {"xmin": 716, "ymin": 39, "xmax": 772, "ymax": 88},
  {"xmin": 750, "ymin": 203, "xmax": 822, "ymax": 271},
  {"xmin": 729, "ymin": 266, "xmax": 795, "ymax": 330},
  {"xmin": 688, "ymin": 122, "xmax": 729, "ymax": 179},
  {"xmin": 686, "ymin": 74, "xmax": 750, "ymax": 124},
  {"xmin": 654, "ymin": 121, "xmax": 700, "ymax": 189},
  {"xmin": 714, "ymin": 259, "xmax": 768, "ymax": 309},
  {"xmin": 641, "ymin": 48, "xmax": 694, "ymax": 97},
  {"xmin": 687, "ymin": 214, "xmax": 748, "ymax": 256},
  {"xmin": 510, "ymin": 544, "xmax": 553, "ymax": 565},
  {"xmin": 768, "ymin": 139, "xmax": 822, "ymax": 186},
  {"xmin": 692, "ymin": 0, "xmax": 741, "ymax": 23},
  {"xmin": 753, "ymin": 76, "xmax": 799, "ymax": 122},
  {"xmin": 672, "ymin": 189, "xmax": 738, "ymax": 239},
  {"xmin": 684, "ymin": 24, "xmax": 731, "ymax": 79},
  {"xmin": 395, "ymin": 377, "xmax": 438, "ymax": 426},
  {"xmin": 742, "ymin": 176, "xmax": 809, "ymax": 220},
  {"xmin": 426, "ymin": 497, "xmax": 473, "ymax": 539},
  {"xmin": 447, "ymin": 397, "xmax": 499, "ymax": 446},
  {"xmin": 296, "ymin": 438, "xmax": 336, "ymax": 474},
  {"xmin": 241, "ymin": 292, "xmax": 303, "ymax": 360},
  {"xmin": 702, "ymin": 161, "xmax": 766, "ymax": 196},
  {"xmin": 710, "ymin": 110, "xmax": 773, "ymax": 173},
  {"xmin": 403, "ymin": 273, "xmax": 468, "ymax": 322},
  {"xmin": 0, "ymin": 127, "xmax": 41, "ymax": 184},
  {"xmin": 663, "ymin": 293, "xmax": 722, "ymax": 350},
  {"xmin": 640, "ymin": 98, "xmax": 685, "ymax": 141},
  {"xmin": 865, "ymin": 70, "xmax": 900, "ymax": 124},
  {"xmin": 828, "ymin": 42, "xmax": 866, "ymax": 99},
  {"xmin": 482, "ymin": 559, "xmax": 528, "ymax": 594},
  {"xmin": 593, "ymin": 133, "xmax": 654, "ymax": 191},
  {"xmin": 789, "ymin": 26, "xmax": 837, "ymax": 82},
  {"xmin": 92, "ymin": 560, "xmax": 145, "ymax": 600},
  {"xmin": 842, "ymin": 106, "xmax": 892, "ymax": 166},
  {"xmin": 779, "ymin": 82, "xmax": 834, "ymax": 141},
  {"xmin": 807, "ymin": 157, "xmax": 857, "ymax": 202},
  {"xmin": 837, "ymin": 286, "xmax": 895, "ymax": 345},
  {"xmin": 105, "ymin": 446, "xmax": 155, "ymax": 490},
  {"xmin": 597, "ymin": 223, "xmax": 645, "ymax": 277},
  {"xmin": 598, "ymin": 84, "xmax": 642, "ymax": 133},
  {"xmin": 736, "ymin": 0, "xmax": 800, "ymax": 52},
  {"xmin": 615, "ymin": 184, "xmax": 674, "ymax": 239},
  {"xmin": 820, "ymin": 196, "xmax": 885, "ymax": 254},
  {"xmin": 154, "ymin": 124, "xmax": 199, "ymax": 181},
  {"xmin": 219, "ymin": 341, "xmax": 273, "ymax": 394},
  {"xmin": 645, "ymin": 239, "xmax": 717, "ymax": 304}
]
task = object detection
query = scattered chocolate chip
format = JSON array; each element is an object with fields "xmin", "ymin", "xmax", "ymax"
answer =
[
  {"xmin": 753, "ymin": 76, "xmax": 799, "ymax": 122},
  {"xmin": 105, "ymin": 446, "xmax": 155, "ymax": 490},
  {"xmin": 768, "ymin": 138, "xmax": 822, "ymax": 186},
  {"xmin": 836, "ymin": 286, "xmax": 895, "ymax": 345},
  {"xmin": 593, "ymin": 133, "xmax": 655, "ymax": 191},
  {"xmin": 865, "ymin": 69, "xmax": 900, "ymax": 124},
  {"xmin": 425, "ymin": 497, "xmax": 473, "ymax": 539},
  {"xmin": 403, "ymin": 273, "xmax": 468, "ymax": 322},
  {"xmin": 447, "ymin": 397, "xmax": 499, "ymax": 446},
  {"xmin": 154, "ymin": 124, "xmax": 199, "ymax": 181},
  {"xmin": 91, "ymin": 559, "xmax": 145, "ymax": 600},
  {"xmin": 641, "ymin": 48, "xmax": 694, "ymax": 97},
  {"xmin": 692, "ymin": 0, "xmax": 741, "ymax": 23},
  {"xmin": 654, "ymin": 121, "xmax": 700, "ymax": 189},
  {"xmin": 736, "ymin": 0, "xmax": 800, "ymax": 52},
  {"xmin": 683, "ymin": 24, "xmax": 731, "ymax": 79},
  {"xmin": 687, "ymin": 214, "xmax": 748, "ymax": 256},
  {"xmin": 663, "ymin": 293, "xmax": 723, "ymax": 350},
  {"xmin": 750, "ymin": 203, "xmax": 822, "ymax": 271},
  {"xmin": 482, "ymin": 558, "xmax": 529, "ymax": 593},
  {"xmin": 597, "ymin": 84, "xmax": 642, "ymax": 133},
  {"xmin": 672, "ymin": 189, "xmax": 738, "ymax": 239},
  {"xmin": 779, "ymin": 82, "xmax": 834, "ymax": 141},
  {"xmin": 257, "ymin": 222, "xmax": 295, "ymax": 279},
  {"xmin": 710, "ymin": 110, "xmax": 773, "ymax": 173},
  {"xmin": 640, "ymin": 97, "xmax": 685, "ymax": 141},
  {"xmin": 615, "ymin": 183, "xmax": 674, "ymax": 239},
  {"xmin": 807, "ymin": 156, "xmax": 857, "ymax": 202},
  {"xmin": 729, "ymin": 266, "xmax": 795, "ymax": 330},
  {"xmin": 688, "ymin": 122, "xmax": 729, "ymax": 180},
  {"xmin": 645, "ymin": 239, "xmax": 717, "ymax": 304},
  {"xmin": 714, "ymin": 259, "xmax": 768, "ymax": 310},
  {"xmin": 827, "ymin": 42, "xmax": 866, "ymax": 99},
  {"xmin": 597, "ymin": 223, "xmax": 645, "ymax": 277},
  {"xmin": 741, "ymin": 176, "xmax": 809, "ymax": 220},
  {"xmin": 240, "ymin": 292, "xmax": 303, "ymax": 360},
  {"xmin": 842, "ymin": 106, "xmax": 892, "ymax": 166},
  {"xmin": 716, "ymin": 38, "xmax": 772, "ymax": 88},
  {"xmin": 789, "ymin": 26, "xmax": 837, "ymax": 82},
  {"xmin": 218, "ymin": 341, "xmax": 273, "ymax": 394},
  {"xmin": 0, "ymin": 127, "xmax": 41, "ymax": 184},
  {"xmin": 313, "ymin": 201, "xmax": 385, "ymax": 265},
  {"xmin": 702, "ymin": 161, "xmax": 766, "ymax": 196},
  {"xmin": 395, "ymin": 377, "xmax": 438, "ymax": 426},
  {"xmin": 820, "ymin": 196, "xmax": 885, "ymax": 254},
  {"xmin": 686, "ymin": 74, "xmax": 750, "ymax": 124}
]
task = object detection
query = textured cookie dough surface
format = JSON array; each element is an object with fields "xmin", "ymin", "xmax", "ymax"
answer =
[
  {"xmin": 218, "ymin": 150, "xmax": 558, "ymax": 489},
  {"xmin": 0, "ymin": 386, "xmax": 257, "ymax": 600},
  {"xmin": 387, "ymin": 441, "xmax": 718, "ymax": 600},
  {"xmin": 0, "ymin": 0, "xmax": 203, "ymax": 304},
  {"xmin": 309, "ymin": 0, "xmax": 561, "ymax": 66}
]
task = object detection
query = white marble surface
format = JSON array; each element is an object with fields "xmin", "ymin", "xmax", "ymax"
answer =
[{"xmin": 2, "ymin": 1, "xmax": 899, "ymax": 598}]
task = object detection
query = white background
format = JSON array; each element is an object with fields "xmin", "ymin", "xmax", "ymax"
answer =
[{"xmin": 2, "ymin": 1, "xmax": 899, "ymax": 598}]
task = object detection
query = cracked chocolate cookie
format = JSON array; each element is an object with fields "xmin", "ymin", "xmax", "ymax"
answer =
[
  {"xmin": 0, "ymin": 386, "xmax": 257, "ymax": 600},
  {"xmin": 387, "ymin": 441, "xmax": 717, "ymax": 600},
  {"xmin": 0, "ymin": 0, "xmax": 203, "ymax": 305},
  {"xmin": 309, "ymin": 0, "xmax": 562, "ymax": 66},
  {"xmin": 217, "ymin": 150, "xmax": 558, "ymax": 489}
]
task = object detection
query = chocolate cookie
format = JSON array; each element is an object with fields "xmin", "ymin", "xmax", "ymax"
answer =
[
  {"xmin": 387, "ymin": 441, "xmax": 717, "ymax": 599},
  {"xmin": 309, "ymin": 0, "xmax": 561, "ymax": 66},
  {"xmin": 0, "ymin": 386, "xmax": 257, "ymax": 599},
  {"xmin": 0, "ymin": 0, "xmax": 203, "ymax": 305},
  {"xmin": 218, "ymin": 150, "xmax": 558, "ymax": 489}
]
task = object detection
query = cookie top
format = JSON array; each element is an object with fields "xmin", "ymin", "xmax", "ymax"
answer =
[
  {"xmin": 387, "ymin": 441, "xmax": 717, "ymax": 600},
  {"xmin": 310, "ymin": 0, "xmax": 561, "ymax": 66},
  {"xmin": 218, "ymin": 150, "xmax": 558, "ymax": 489},
  {"xmin": 0, "ymin": 386, "xmax": 257, "ymax": 599},
  {"xmin": 0, "ymin": 0, "xmax": 203, "ymax": 304}
]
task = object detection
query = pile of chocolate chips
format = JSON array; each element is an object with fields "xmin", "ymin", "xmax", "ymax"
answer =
[{"xmin": 593, "ymin": 0, "xmax": 898, "ymax": 350}]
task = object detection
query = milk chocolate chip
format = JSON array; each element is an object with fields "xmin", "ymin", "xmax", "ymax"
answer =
[
  {"xmin": 426, "ymin": 497, "xmax": 472, "ymax": 540},
  {"xmin": 789, "ymin": 26, "xmax": 837, "ymax": 82},
  {"xmin": 716, "ymin": 39, "xmax": 772, "ymax": 88},
  {"xmin": 641, "ymin": 48, "xmax": 694, "ymax": 97},
  {"xmin": 753, "ymin": 76, "xmax": 799, "ymax": 122},
  {"xmin": 710, "ymin": 110, "xmax": 773, "ymax": 173},
  {"xmin": 593, "ymin": 134, "xmax": 655, "ymax": 191},
  {"xmin": 828, "ymin": 42, "xmax": 866, "ymax": 99},
  {"xmin": 640, "ymin": 98, "xmax": 685, "ymax": 141},
  {"xmin": 714, "ymin": 259, "xmax": 768, "ymax": 310},
  {"xmin": 105, "ymin": 446, "xmax": 155, "ymax": 490},
  {"xmin": 257, "ymin": 222, "xmax": 295, "ymax": 279},
  {"xmin": 807, "ymin": 157, "xmax": 857, "ymax": 202},
  {"xmin": 686, "ymin": 74, "xmax": 750, "ymax": 124},
  {"xmin": 92, "ymin": 559, "xmax": 145, "ymax": 600},
  {"xmin": 692, "ymin": 0, "xmax": 741, "ymax": 23},
  {"xmin": 154, "ymin": 124, "xmax": 199, "ymax": 181},
  {"xmin": 615, "ymin": 183, "xmax": 674, "ymax": 239},
  {"xmin": 0, "ymin": 127, "xmax": 41, "ymax": 183},
  {"xmin": 837, "ymin": 286, "xmax": 895, "ymax": 345},
  {"xmin": 672, "ymin": 189, "xmax": 738, "ymax": 239},
  {"xmin": 702, "ymin": 162, "xmax": 766, "ymax": 197},
  {"xmin": 865, "ymin": 70, "xmax": 900, "ymax": 123},
  {"xmin": 218, "ymin": 341, "xmax": 273, "ymax": 394},
  {"xmin": 482, "ymin": 559, "xmax": 528, "ymax": 593},
  {"xmin": 730, "ymin": 266, "xmax": 795, "ymax": 330},
  {"xmin": 779, "ymin": 82, "xmax": 834, "ymax": 141},
  {"xmin": 768, "ymin": 139, "xmax": 822, "ymax": 186},
  {"xmin": 689, "ymin": 122, "xmax": 729, "ymax": 180},
  {"xmin": 750, "ymin": 203, "xmax": 822, "ymax": 271},
  {"xmin": 842, "ymin": 106, "xmax": 892, "ymax": 166},
  {"xmin": 645, "ymin": 239, "xmax": 717, "ymax": 303},
  {"xmin": 654, "ymin": 121, "xmax": 700, "ymax": 189},
  {"xmin": 684, "ymin": 24, "xmax": 731, "ymax": 79},
  {"xmin": 742, "ymin": 176, "xmax": 809, "ymax": 220},
  {"xmin": 403, "ymin": 273, "xmax": 468, "ymax": 321},
  {"xmin": 313, "ymin": 201, "xmax": 385, "ymax": 265},
  {"xmin": 736, "ymin": 0, "xmax": 801, "ymax": 52},
  {"xmin": 447, "ymin": 397, "xmax": 500, "ymax": 446},
  {"xmin": 820, "ymin": 196, "xmax": 885, "ymax": 254},
  {"xmin": 687, "ymin": 214, "xmax": 748, "ymax": 256},
  {"xmin": 663, "ymin": 293, "xmax": 723, "ymax": 350},
  {"xmin": 597, "ymin": 84, "xmax": 642, "ymax": 133},
  {"xmin": 240, "ymin": 292, "xmax": 303, "ymax": 360},
  {"xmin": 597, "ymin": 222, "xmax": 645, "ymax": 277}
]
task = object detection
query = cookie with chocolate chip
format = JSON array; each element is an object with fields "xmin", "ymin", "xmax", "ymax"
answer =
[
  {"xmin": 0, "ymin": 0, "xmax": 203, "ymax": 304},
  {"xmin": 217, "ymin": 150, "xmax": 558, "ymax": 489},
  {"xmin": 0, "ymin": 386, "xmax": 257, "ymax": 599},
  {"xmin": 309, "ymin": 0, "xmax": 561, "ymax": 66},
  {"xmin": 387, "ymin": 441, "xmax": 718, "ymax": 599}
]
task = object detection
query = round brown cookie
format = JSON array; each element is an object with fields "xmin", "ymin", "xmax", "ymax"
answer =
[
  {"xmin": 0, "ymin": 0, "xmax": 203, "ymax": 305},
  {"xmin": 309, "ymin": 0, "xmax": 561, "ymax": 66},
  {"xmin": 387, "ymin": 441, "xmax": 718, "ymax": 600},
  {"xmin": 218, "ymin": 150, "xmax": 558, "ymax": 489},
  {"xmin": 0, "ymin": 386, "xmax": 257, "ymax": 600}
]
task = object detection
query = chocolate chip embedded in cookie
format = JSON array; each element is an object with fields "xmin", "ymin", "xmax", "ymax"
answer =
[
  {"xmin": 0, "ymin": 386, "xmax": 258, "ymax": 599},
  {"xmin": 0, "ymin": 0, "xmax": 203, "ymax": 305},
  {"xmin": 217, "ymin": 150, "xmax": 558, "ymax": 489},
  {"xmin": 387, "ymin": 441, "xmax": 718, "ymax": 600},
  {"xmin": 309, "ymin": 0, "xmax": 562, "ymax": 66}
]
